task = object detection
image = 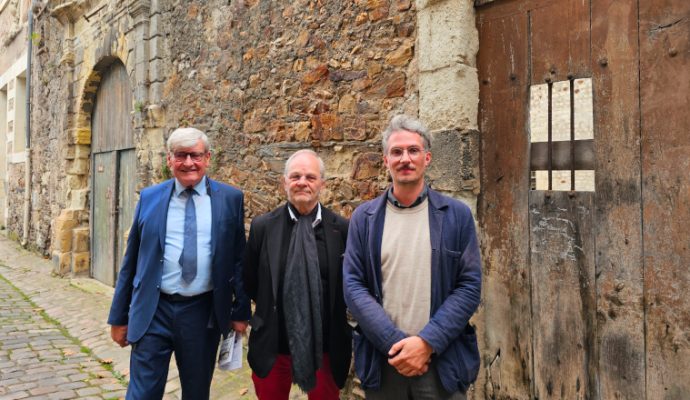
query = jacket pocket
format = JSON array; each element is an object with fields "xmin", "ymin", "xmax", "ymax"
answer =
[
  {"xmin": 441, "ymin": 248, "xmax": 464, "ymax": 280},
  {"xmin": 437, "ymin": 328, "xmax": 480, "ymax": 392},
  {"xmin": 442, "ymin": 248, "xmax": 463, "ymax": 258},
  {"xmin": 353, "ymin": 330, "xmax": 381, "ymax": 390}
]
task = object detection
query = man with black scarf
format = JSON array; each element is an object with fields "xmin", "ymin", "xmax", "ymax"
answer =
[{"xmin": 243, "ymin": 149, "xmax": 351, "ymax": 399}]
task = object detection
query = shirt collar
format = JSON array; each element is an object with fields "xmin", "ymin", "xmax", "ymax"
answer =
[
  {"xmin": 287, "ymin": 202, "xmax": 322, "ymax": 228},
  {"xmin": 387, "ymin": 185, "xmax": 428, "ymax": 209},
  {"xmin": 174, "ymin": 176, "xmax": 207, "ymax": 197}
]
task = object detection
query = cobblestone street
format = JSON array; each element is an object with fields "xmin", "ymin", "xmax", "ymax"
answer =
[
  {"xmin": 0, "ymin": 273, "xmax": 126, "ymax": 399},
  {"xmin": 0, "ymin": 234, "xmax": 265, "ymax": 399}
]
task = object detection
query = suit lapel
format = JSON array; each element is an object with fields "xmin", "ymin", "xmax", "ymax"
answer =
[
  {"xmin": 368, "ymin": 195, "xmax": 387, "ymax": 288},
  {"xmin": 427, "ymin": 189, "xmax": 447, "ymax": 253},
  {"xmin": 321, "ymin": 210, "xmax": 342, "ymax": 315},
  {"xmin": 208, "ymin": 178, "xmax": 222, "ymax": 260},
  {"xmin": 428, "ymin": 190, "xmax": 447, "ymax": 311},
  {"xmin": 429, "ymin": 205, "xmax": 443, "ymax": 252},
  {"xmin": 158, "ymin": 180, "xmax": 175, "ymax": 252},
  {"xmin": 266, "ymin": 207, "xmax": 287, "ymax": 302}
]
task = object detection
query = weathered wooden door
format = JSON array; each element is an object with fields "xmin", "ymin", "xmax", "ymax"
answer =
[
  {"xmin": 476, "ymin": 1, "xmax": 689, "ymax": 399},
  {"xmin": 91, "ymin": 60, "xmax": 136, "ymax": 287}
]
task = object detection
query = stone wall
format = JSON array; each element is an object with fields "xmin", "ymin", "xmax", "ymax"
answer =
[
  {"xmin": 1, "ymin": 0, "xmax": 29, "ymax": 235},
  {"xmin": 416, "ymin": 0, "xmax": 480, "ymax": 209},
  {"xmin": 157, "ymin": 0, "xmax": 418, "ymax": 219},
  {"xmin": 19, "ymin": 4, "xmax": 68, "ymax": 255},
  {"xmin": 14, "ymin": 0, "xmax": 480, "ymax": 297},
  {"xmin": 5, "ymin": 161, "xmax": 24, "ymax": 240},
  {"xmin": 18, "ymin": 0, "xmax": 480, "ymax": 270},
  {"xmin": 27, "ymin": 0, "xmax": 144, "ymax": 268},
  {"xmin": 3, "ymin": 2, "xmax": 466, "ymax": 303},
  {"xmin": 0, "ymin": 0, "xmax": 28, "ymax": 73},
  {"xmin": 13, "ymin": 0, "xmax": 480, "ymax": 396}
]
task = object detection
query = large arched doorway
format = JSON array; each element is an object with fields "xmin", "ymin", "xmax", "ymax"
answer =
[{"xmin": 90, "ymin": 60, "xmax": 136, "ymax": 287}]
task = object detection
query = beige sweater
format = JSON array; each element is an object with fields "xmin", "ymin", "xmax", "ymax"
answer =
[{"xmin": 380, "ymin": 200, "xmax": 431, "ymax": 336}]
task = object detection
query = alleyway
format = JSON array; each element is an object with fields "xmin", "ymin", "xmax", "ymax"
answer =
[{"xmin": 0, "ymin": 234, "xmax": 263, "ymax": 399}]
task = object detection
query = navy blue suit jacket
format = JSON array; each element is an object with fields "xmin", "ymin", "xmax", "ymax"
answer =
[{"xmin": 108, "ymin": 178, "xmax": 251, "ymax": 343}]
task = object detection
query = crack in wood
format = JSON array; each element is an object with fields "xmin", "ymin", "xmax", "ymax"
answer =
[{"xmin": 649, "ymin": 17, "xmax": 688, "ymax": 34}]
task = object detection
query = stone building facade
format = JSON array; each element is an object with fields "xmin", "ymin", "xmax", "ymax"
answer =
[
  {"xmin": 0, "ymin": 0, "xmax": 31, "ymax": 235},
  {"xmin": 11, "ymin": 0, "xmax": 480, "ymax": 396},
  {"xmin": 19, "ymin": 0, "xmax": 479, "ymax": 278}
]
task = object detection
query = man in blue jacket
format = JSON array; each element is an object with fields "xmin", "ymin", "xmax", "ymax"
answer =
[
  {"xmin": 343, "ymin": 115, "xmax": 482, "ymax": 399},
  {"xmin": 108, "ymin": 127, "xmax": 250, "ymax": 399}
]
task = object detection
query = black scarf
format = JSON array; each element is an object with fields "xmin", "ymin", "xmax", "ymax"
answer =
[{"xmin": 282, "ymin": 214, "xmax": 323, "ymax": 392}]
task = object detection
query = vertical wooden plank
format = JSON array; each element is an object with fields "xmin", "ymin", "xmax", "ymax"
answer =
[
  {"xmin": 568, "ymin": 0, "xmax": 591, "ymax": 77},
  {"xmin": 92, "ymin": 152, "xmax": 116, "ymax": 286},
  {"xmin": 116, "ymin": 149, "xmax": 137, "ymax": 279},
  {"xmin": 531, "ymin": 4, "xmax": 571, "ymax": 83},
  {"xmin": 529, "ymin": 191, "xmax": 596, "ymax": 400},
  {"xmin": 530, "ymin": 0, "xmax": 590, "ymax": 83},
  {"xmin": 113, "ymin": 62, "xmax": 134, "ymax": 149},
  {"xmin": 639, "ymin": 1, "xmax": 690, "ymax": 398},
  {"xmin": 476, "ymin": 11, "xmax": 533, "ymax": 400},
  {"xmin": 92, "ymin": 75, "xmax": 104, "ymax": 154},
  {"xmin": 591, "ymin": 1, "xmax": 646, "ymax": 398},
  {"xmin": 93, "ymin": 61, "xmax": 134, "ymax": 152}
]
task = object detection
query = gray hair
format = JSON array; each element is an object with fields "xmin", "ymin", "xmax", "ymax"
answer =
[
  {"xmin": 381, "ymin": 114, "xmax": 432, "ymax": 153},
  {"xmin": 167, "ymin": 127, "xmax": 210, "ymax": 153},
  {"xmin": 284, "ymin": 149, "xmax": 326, "ymax": 180}
]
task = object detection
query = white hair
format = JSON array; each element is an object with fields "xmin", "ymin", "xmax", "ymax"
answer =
[
  {"xmin": 167, "ymin": 127, "xmax": 209, "ymax": 152},
  {"xmin": 284, "ymin": 149, "xmax": 326, "ymax": 179}
]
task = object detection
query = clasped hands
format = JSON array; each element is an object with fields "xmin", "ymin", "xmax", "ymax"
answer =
[{"xmin": 387, "ymin": 336, "xmax": 433, "ymax": 377}]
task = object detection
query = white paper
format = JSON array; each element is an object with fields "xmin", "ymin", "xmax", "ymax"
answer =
[{"xmin": 218, "ymin": 331, "xmax": 243, "ymax": 371}]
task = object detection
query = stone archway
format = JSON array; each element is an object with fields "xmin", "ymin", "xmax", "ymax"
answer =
[
  {"xmin": 52, "ymin": 56, "xmax": 135, "ymax": 280},
  {"xmin": 49, "ymin": 1, "xmax": 162, "ymax": 279},
  {"xmin": 90, "ymin": 59, "xmax": 136, "ymax": 286}
]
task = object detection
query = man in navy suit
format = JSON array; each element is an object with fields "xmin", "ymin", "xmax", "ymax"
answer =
[{"xmin": 107, "ymin": 127, "xmax": 250, "ymax": 399}]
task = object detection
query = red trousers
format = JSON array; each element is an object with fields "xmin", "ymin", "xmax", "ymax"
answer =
[{"xmin": 252, "ymin": 353, "xmax": 339, "ymax": 400}]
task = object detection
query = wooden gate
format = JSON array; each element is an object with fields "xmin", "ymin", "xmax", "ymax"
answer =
[
  {"xmin": 476, "ymin": 1, "xmax": 689, "ymax": 399},
  {"xmin": 90, "ymin": 60, "xmax": 136, "ymax": 287}
]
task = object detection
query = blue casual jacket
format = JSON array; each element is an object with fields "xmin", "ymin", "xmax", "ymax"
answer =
[{"xmin": 343, "ymin": 188, "xmax": 481, "ymax": 393}]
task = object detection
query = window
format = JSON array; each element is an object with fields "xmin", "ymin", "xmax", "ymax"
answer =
[
  {"xmin": 529, "ymin": 78, "xmax": 595, "ymax": 191},
  {"xmin": 11, "ymin": 77, "xmax": 26, "ymax": 154}
]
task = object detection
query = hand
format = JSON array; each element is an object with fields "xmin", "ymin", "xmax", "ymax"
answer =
[
  {"xmin": 111, "ymin": 325, "xmax": 129, "ymax": 347},
  {"xmin": 231, "ymin": 320, "xmax": 249, "ymax": 334},
  {"xmin": 388, "ymin": 336, "xmax": 433, "ymax": 377}
]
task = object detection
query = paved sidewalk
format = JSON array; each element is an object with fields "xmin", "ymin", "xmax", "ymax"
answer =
[
  {"xmin": 0, "ymin": 234, "xmax": 261, "ymax": 399},
  {"xmin": 0, "ymin": 273, "xmax": 126, "ymax": 399}
]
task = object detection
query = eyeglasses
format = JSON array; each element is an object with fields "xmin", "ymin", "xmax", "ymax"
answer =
[
  {"xmin": 388, "ymin": 146, "xmax": 425, "ymax": 161},
  {"xmin": 172, "ymin": 151, "xmax": 207, "ymax": 162}
]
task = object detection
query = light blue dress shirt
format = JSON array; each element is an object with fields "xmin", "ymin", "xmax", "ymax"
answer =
[{"xmin": 161, "ymin": 176, "xmax": 213, "ymax": 296}]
